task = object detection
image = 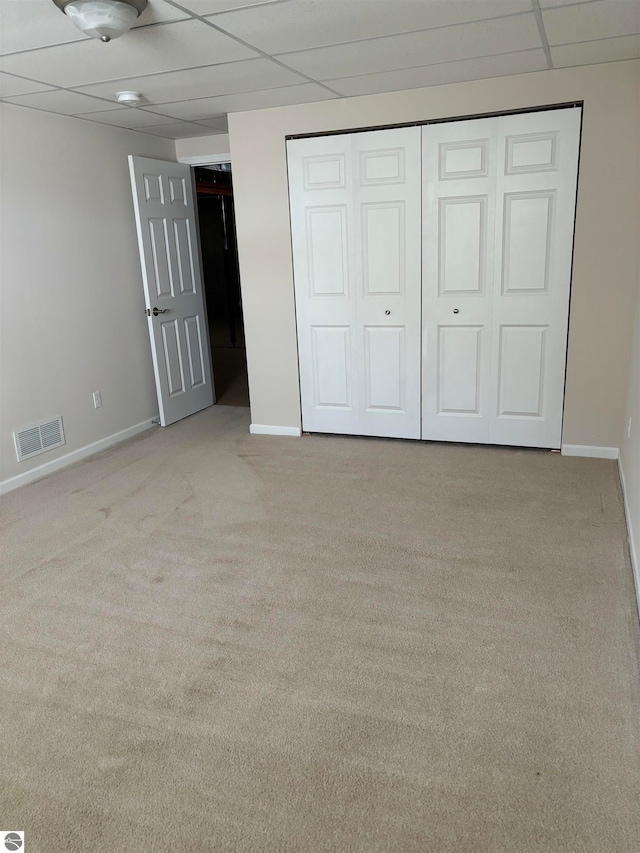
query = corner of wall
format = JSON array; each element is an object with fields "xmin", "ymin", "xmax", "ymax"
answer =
[{"xmin": 618, "ymin": 279, "xmax": 640, "ymax": 620}]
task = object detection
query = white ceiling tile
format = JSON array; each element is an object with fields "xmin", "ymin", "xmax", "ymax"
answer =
[
  {"xmin": 0, "ymin": 19, "xmax": 258, "ymax": 88},
  {"xmin": 541, "ymin": 0, "xmax": 640, "ymax": 45},
  {"xmin": 132, "ymin": 0, "xmax": 192, "ymax": 27},
  {"xmin": 0, "ymin": 0, "xmax": 87, "ymax": 54},
  {"xmin": 210, "ymin": 0, "xmax": 532, "ymax": 54},
  {"xmin": 538, "ymin": 0, "xmax": 599, "ymax": 7},
  {"xmin": 551, "ymin": 33, "xmax": 640, "ymax": 64},
  {"xmin": 0, "ymin": 0, "xmax": 190, "ymax": 56},
  {"xmin": 143, "ymin": 82, "xmax": 337, "ymax": 119},
  {"xmin": 276, "ymin": 14, "xmax": 542, "ymax": 80},
  {"xmin": 177, "ymin": 0, "xmax": 283, "ymax": 15},
  {"xmin": 73, "ymin": 58, "xmax": 306, "ymax": 105},
  {"xmin": 2, "ymin": 88, "xmax": 121, "ymax": 115},
  {"xmin": 328, "ymin": 49, "xmax": 548, "ymax": 96},
  {"xmin": 140, "ymin": 121, "xmax": 218, "ymax": 138},
  {"xmin": 142, "ymin": 98, "xmax": 225, "ymax": 121},
  {"xmin": 0, "ymin": 71, "xmax": 54, "ymax": 98},
  {"xmin": 75, "ymin": 107, "xmax": 179, "ymax": 127}
]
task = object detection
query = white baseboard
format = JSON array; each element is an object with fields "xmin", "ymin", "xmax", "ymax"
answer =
[
  {"xmin": 0, "ymin": 418, "xmax": 157, "ymax": 495},
  {"xmin": 618, "ymin": 457, "xmax": 639, "ymax": 620},
  {"xmin": 561, "ymin": 444, "xmax": 620, "ymax": 459},
  {"xmin": 249, "ymin": 424, "xmax": 301, "ymax": 437}
]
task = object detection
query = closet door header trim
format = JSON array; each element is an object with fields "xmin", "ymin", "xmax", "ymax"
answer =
[{"xmin": 285, "ymin": 101, "xmax": 583, "ymax": 142}]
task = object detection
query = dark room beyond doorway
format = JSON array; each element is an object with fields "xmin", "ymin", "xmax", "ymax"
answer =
[{"xmin": 195, "ymin": 164, "xmax": 249, "ymax": 408}]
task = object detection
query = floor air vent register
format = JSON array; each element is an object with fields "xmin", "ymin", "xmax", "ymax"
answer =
[{"xmin": 14, "ymin": 416, "xmax": 65, "ymax": 462}]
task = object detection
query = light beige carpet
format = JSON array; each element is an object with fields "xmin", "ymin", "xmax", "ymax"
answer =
[{"xmin": 1, "ymin": 406, "xmax": 639, "ymax": 853}]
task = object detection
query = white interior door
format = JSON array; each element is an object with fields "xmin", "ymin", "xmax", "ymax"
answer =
[
  {"xmin": 288, "ymin": 126, "xmax": 422, "ymax": 439},
  {"xmin": 129, "ymin": 155, "xmax": 214, "ymax": 427},
  {"xmin": 422, "ymin": 117, "xmax": 498, "ymax": 444},
  {"xmin": 422, "ymin": 107, "xmax": 581, "ymax": 448},
  {"xmin": 490, "ymin": 109, "xmax": 581, "ymax": 447}
]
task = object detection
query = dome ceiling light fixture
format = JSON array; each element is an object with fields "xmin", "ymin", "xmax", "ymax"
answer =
[{"xmin": 52, "ymin": 0, "xmax": 148, "ymax": 43}]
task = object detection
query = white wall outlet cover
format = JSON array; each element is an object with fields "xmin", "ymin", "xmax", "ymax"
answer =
[{"xmin": 93, "ymin": 391, "xmax": 102, "ymax": 408}]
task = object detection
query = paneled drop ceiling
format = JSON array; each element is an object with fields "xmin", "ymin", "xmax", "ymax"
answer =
[{"xmin": 0, "ymin": 0, "xmax": 638, "ymax": 139}]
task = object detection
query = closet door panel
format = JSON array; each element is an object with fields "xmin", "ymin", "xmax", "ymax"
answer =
[
  {"xmin": 353, "ymin": 128, "xmax": 422, "ymax": 438},
  {"xmin": 289, "ymin": 127, "xmax": 421, "ymax": 439},
  {"xmin": 422, "ymin": 108, "xmax": 581, "ymax": 448},
  {"xmin": 490, "ymin": 108, "xmax": 581, "ymax": 448},
  {"xmin": 288, "ymin": 135, "xmax": 359, "ymax": 434},
  {"xmin": 422, "ymin": 118, "xmax": 498, "ymax": 443}
]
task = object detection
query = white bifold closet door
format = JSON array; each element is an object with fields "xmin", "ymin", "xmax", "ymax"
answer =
[
  {"xmin": 287, "ymin": 127, "xmax": 422, "ymax": 439},
  {"xmin": 422, "ymin": 107, "xmax": 581, "ymax": 448}
]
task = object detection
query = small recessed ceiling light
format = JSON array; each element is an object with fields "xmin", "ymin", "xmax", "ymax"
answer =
[
  {"xmin": 116, "ymin": 91, "xmax": 144, "ymax": 106},
  {"xmin": 52, "ymin": 0, "xmax": 148, "ymax": 43}
]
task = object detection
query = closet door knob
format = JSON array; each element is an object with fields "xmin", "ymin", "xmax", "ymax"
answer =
[
  {"xmin": 453, "ymin": 308, "xmax": 459, "ymax": 314},
  {"xmin": 385, "ymin": 310, "xmax": 391, "ymax": 315}
]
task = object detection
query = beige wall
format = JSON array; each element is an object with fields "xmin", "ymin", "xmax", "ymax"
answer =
[
  {"xmin": 175, "ymin": 133, "xmax": 230, "ymax": 161},
  {"xmin": 0, "ymin": 104, "xmax": 174, "ymax": 485},
  {"xmin": 226, "ymin": 60, "xmax": 640, "ymax": 446},
  {"xmin": 620, "ymin": 275, "xmax": 640, "ymax": 588}
]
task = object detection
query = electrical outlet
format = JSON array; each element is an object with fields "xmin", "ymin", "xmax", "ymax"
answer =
[
  {"xmin": 93, "ymin": 391, "xmax": 102, "ymax": 409},
  {"xmin": 628, "ymin": 416, "xmax": 633, "ymax": 439}
]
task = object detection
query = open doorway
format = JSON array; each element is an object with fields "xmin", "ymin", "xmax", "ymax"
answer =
[{"xmin": 194, "ymin": 163, "xmax": 249, "ymax": 408}]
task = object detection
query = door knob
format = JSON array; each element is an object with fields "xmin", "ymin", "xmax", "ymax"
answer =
[
  {"xmin": 146, "ymin": 307, "xmax": 168, "ymax": 317},
  {"xmin": 385, "ymin": 310, "xmax": 391, "ymax": 315},
  {"xmin": 453, "ymin": 308, "xmax": 459, "ymax": 314}
]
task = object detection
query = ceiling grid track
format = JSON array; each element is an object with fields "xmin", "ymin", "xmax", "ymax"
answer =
[
  {"xmin": 532, "ymin": 0, "xmax": 556, "ymax": 68},
  {"xmin": 0, "ymin": 0, "xmax": 638, "ymax": 137}
]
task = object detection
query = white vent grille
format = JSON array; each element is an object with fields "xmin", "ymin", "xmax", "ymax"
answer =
[{"xmin": 14, "ymin": 416, "xmax": 65, "ymax": 462}]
